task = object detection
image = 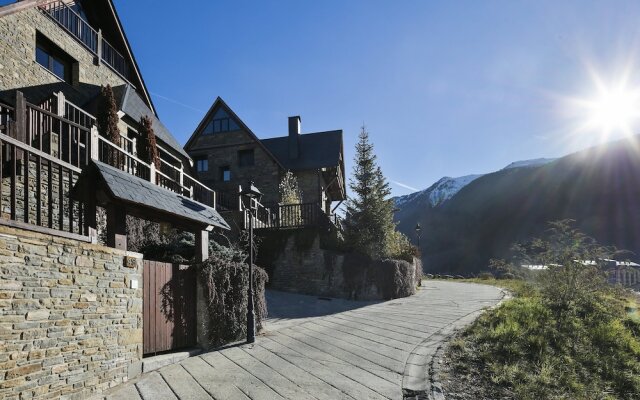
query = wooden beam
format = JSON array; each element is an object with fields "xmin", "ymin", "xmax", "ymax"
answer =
[
  {"xmin": 195, "ymin": 230, "xmax": 209, "ymax": 263},
  {"xmin": 106, "ymin": 204, "xmax": 127, "ymax": 251}
]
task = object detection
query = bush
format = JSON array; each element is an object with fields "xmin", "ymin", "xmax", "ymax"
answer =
[
  {"xmin": 342, "ymin": 254, "xmax": 417, "ymax": 300},
  {"xmin": 198, "ymin": 258, "xmax": 268, "ymax": 348},
  {"xmin": 449, "ymin": 221, "xmax": 640, "ymax": 399}
]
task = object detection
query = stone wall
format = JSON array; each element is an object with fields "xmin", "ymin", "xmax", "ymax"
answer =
[
  {"xmin": 0, "ymin": 225, "xmax": 143, "ymax": 399},
  {"xmin": 265, "ymin": 228, "xmax": 420, "ymax": 300},
  {"xmin": 0, "ymin": 7, "xmax": 128, "ymax": 98}
]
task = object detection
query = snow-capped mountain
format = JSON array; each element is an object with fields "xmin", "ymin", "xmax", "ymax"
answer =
[{"xmin": 394, "ymin": 158, "xmax": 555, "ymax": 209}]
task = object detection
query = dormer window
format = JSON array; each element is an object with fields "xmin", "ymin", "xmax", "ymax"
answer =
[{"xmin": 35, "ymin": 33, "xmax": 73, "ymax": 82}]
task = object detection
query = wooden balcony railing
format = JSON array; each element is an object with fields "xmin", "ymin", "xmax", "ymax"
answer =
[
  {"xmin": 0, "ymin": 131, "xmax": 87, "ymax": 239},
  {"xmin": 245, "ymin": 202, "xmax": 327, "ymax": 230},
  {"xmin": 40, "ymin": 1, "xmax": 130, "ymax": 79},
  {"xmin": 0, "ymin": 91, "xmax": 224, "ymax": 239}
]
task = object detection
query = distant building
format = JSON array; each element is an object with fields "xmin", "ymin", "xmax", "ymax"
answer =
[
  {"xmin": 522, "ymin": 260, "xmax": 640, "ymax": 287},
  {"xmin": 184, "ymin": 97, "xmax": 346, "ymax": 220}
]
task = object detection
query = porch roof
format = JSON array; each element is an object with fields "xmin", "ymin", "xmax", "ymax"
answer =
[{"xmin": 73, "ymin": 161, "xmax": 230, "ymax": 231}]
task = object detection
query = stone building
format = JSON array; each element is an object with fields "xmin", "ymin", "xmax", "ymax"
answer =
[
  {"xmin": 184, "ymin": 97, "xmax": 346, "ymax": 216},
  {"xmin": 0, "ymin": 1, "xmax": 229, "ymax": 398}
]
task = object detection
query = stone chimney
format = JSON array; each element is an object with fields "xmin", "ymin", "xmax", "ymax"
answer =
[{"xmin": 288, "ymin": 116, "xmax": 301, "ymax": 159}]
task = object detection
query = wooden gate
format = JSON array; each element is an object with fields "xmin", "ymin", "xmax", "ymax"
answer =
[{"xmin": 143, "ymin": 261, "xmax": 197, "ymax": 355}]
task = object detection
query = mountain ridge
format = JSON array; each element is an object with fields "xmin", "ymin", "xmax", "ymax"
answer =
[{"xmin": 393, "ymin": 136, "xmax": 640, "ymax": 274}]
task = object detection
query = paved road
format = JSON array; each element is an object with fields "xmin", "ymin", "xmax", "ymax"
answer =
[{"xmin": 105, "ymin": 281, "xmax": 504, "ymax": 400}]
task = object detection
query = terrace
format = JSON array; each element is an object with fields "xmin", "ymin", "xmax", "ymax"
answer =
[{"xmin": 0, "ymin": 91, "xmax": 224, "ymax": 240}]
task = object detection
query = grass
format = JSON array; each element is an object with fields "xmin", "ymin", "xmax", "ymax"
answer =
[{"xmin": 443, "ymin": 278, "xmax": 640, "ymax": 400}]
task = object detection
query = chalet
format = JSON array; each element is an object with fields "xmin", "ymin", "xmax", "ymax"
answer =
[
  {"xmin": 185, "ymin": 97, "xmax": 346, "ymax": 229},
  {"xmin": 0, "ymin": 0, "xmax": 230, "ymax": 397}
]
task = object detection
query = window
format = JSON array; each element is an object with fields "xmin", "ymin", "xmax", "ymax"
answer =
[
  {"xmin": 204, "ymin": 118, "xmax": 233, "ymax": 134},
  {"xmin": 35, "ymin": 33, "xmax": 73, "ymax": 82},
  {"xmin": 220, "ymin": 166, "xmax": 231, "ymax": 182},
  {"xmin": 238, "ymin": 149, "xmax": 255, "ymax": 167},
  {"xmin": 196, "ymin": 157, "xmax": 208, "ymax": 172}
]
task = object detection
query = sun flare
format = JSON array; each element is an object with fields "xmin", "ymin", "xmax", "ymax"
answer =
[{"xmin": 583, "ymin": 85, "xmax": 640, "ymax": 136}]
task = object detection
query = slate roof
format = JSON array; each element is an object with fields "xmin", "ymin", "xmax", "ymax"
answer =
[
  {"xmin": 260, "ymin": 130, "xmax": 343, "ymax": 171},
  {"xmin": 92, "ymin": 161, "xmax": 229, "ymax": 230}
]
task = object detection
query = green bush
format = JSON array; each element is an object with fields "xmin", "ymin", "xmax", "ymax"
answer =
[
  {"xmin": 452, "ymin": 221, "xmax": 640, "ymax": 399},
  {"xmin": 342, "ymin": 254, "xmax": 417, "ymax": 300}
]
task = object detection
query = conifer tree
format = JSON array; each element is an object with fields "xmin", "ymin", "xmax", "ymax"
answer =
[
  {"xmin": 137, "ymin": 115, "xmax": 161, "ymax": 169},
  {"xmin": 344, "ymin": 125, "xmax": 396, "ymax": 258},
  {"xmin": 96, "ymin": 85, "xmax": 121, "ymax": 167}
]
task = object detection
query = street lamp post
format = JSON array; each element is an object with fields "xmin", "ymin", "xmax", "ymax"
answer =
[
  {"xmin": 415, "ymin": 223, "xmax": 422, "ymax": 248},
  {"xmin": 241, "ymin": 181, "xmax": 262, "ymax": 344}
]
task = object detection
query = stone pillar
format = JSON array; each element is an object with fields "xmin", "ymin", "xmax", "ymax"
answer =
[{"xmin": 106, "ymin": 204, "xmax": 127, "ymax": 250}]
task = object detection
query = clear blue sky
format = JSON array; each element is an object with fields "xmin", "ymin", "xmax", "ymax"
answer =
[{"xmin": 111, "ymin": 0, "xmax": 640, "ymax": 196}]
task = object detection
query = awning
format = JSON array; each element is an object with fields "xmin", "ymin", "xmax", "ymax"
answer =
[{"xmin": 72, "ymin": 161, "xmax": 230, "ymax": 231}]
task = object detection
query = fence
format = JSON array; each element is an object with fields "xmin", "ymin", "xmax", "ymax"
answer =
[
  {"xmin": 246, "ymin": 202, "xmax": 326, "ymax": 230},
  {"xmin": 40, "ymin": 1, "xmax": 130, "ymax": 79}
]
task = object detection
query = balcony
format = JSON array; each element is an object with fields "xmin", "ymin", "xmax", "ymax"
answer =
[
  {"xmin": 39, "ymin": 1, "xmax": 130, "ymax": 80},
  {"xmin": 0, "ymin": 91, "xmax": 221, "ymax": 238}
]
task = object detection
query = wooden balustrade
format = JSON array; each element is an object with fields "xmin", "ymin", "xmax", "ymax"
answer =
[
  {"xmin": 0, "ymin": 132, "xmax": 87, "ymax": 239},
  {"xmin": 245, "ymin": 202, "xmax": 326, "ymax": 230},
  {"xmin": 40, "ymin": 1, "xmax": 98, "ymax": 53},
  {"xmin": 40, "ymin": 1, "xmax": 130, "ymax": 79},
  {"xmin": 0, "ymin": 91, "xmax": 228, "ymax": 239}
]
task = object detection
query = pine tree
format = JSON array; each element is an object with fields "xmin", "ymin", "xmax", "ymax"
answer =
[
  {"xmin": 137, "ymin": 115, "xmax": 160, "ymax": 169},
  {"xmin": 96, "ymin": 85, "xmax": 121, "ymax": 167},
  {"xmin": 344, "ymin": 125, "xmax": 396, "ymax": 259}
]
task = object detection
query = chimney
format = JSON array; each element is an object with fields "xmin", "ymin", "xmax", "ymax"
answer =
[{"xmin": 288, "ymin": 116, "xmax": 301, "ymax": 159}]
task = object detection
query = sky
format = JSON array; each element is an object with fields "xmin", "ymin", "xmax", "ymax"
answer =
[{"xmin": 105, "ymin": 0, "xmax": 640, "ymax": 196}]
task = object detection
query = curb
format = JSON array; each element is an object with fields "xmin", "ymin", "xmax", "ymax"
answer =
[{"xmin": 402, "ymin": 286, "xmax": 509, "ymax": 400}]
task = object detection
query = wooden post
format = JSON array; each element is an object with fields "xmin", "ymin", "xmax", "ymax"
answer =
[
  {"xmin": 14, "ymin": 91, "xmax": 26, "ymax": 143},
  {"xmin": 149, "ymin": 162, "xmax": 156, "ymax": 184},
  {"xmin": 211, "ymin": 190, "xmax": 216, "ymax": 209},
  {"xmin": 106, "ymin": 203, "xmax": 127, "ymax": 250},
  {"xmin": 55, "ymin": 92, "xmax": 65, "ymax": 117},
  {"xmin": 237, "ymin": 185, "xmax": 243, "ymax": 211},
  {"xmin": 90, "ymin": 127, "xmax": 99, "ymax": 161},
  {"xmin": 84, "ymin": 182, "xmax": 98, "ymax": 243},
  {"xmin": 96, "ymin": 29, "xmax": 102, "ymax": 65},
  {"xmin": 195, "ymin": 229, "xmax": 209, "ymax": 263}
]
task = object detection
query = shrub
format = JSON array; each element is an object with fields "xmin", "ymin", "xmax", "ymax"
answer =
[
  {"xmin": 450, "ymin": 221, "xmax": 640, "ymax": 399},
  {"xmin": 198, "ymin": 257, "xmax": 268, "ymax": 348},
  {"xmin": 342, "ymin": 254, "xmax": 417, "ymax": 300}
]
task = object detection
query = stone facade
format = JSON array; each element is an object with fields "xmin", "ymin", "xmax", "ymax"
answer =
[
  {"xmin": 188, "ymin": 129, "xmax": 282, "ymax": 205},
  {"xmin": 0, "ymin": 225, "xmax": 143, "ymax": 399},
  {"xmin": 0, "ymin": 7, "xmax": 127, "ymax": 99}
]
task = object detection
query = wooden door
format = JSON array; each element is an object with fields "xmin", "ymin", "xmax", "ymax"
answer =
[{"xmin": 143, "ymin": 261, "xmax": 197, "ymax": 355}]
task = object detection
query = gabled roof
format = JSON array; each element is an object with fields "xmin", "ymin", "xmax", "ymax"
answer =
[
  {"xmin": 0, "ymin": 0, "xmax": 156, "ymax": 115},
  {"xmin": 261, "ymin": 130, "xmax": 343, "ymax": 171},
  {"xmin": 73, "ymin": 161, "xmax": 230, "ymax": 230},
  {"xmin": 184, "ymin": 97, "xmax": 285, "ymax": 169}
]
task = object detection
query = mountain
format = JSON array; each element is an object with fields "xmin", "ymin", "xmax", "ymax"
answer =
[
  {"xmin": 394, "ymin": 158, "xmax": 555, "ymax": 210},
  {"xmin": 502, "ymin": 158, "xmax": 556, "ymax": 170},
  {"xmin": 395, "ymin": 174, "xmax": 483, "ymax": 209},
  {"xmin": 394, "ymin": 137, "xmax": 640, "ymax": 275}
]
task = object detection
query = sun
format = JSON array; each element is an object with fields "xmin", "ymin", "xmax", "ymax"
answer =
[{"xmin": 583, "ymin": 85, "xmax": 640, "ymax": 136}]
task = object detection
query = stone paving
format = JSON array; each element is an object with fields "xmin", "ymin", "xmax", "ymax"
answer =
[{"xmin": 103, "ymin": 281, "xmax": 504, "ymax": 400}]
